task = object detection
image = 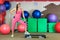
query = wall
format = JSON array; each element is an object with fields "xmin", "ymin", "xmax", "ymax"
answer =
[
  {"xmin": 5, "ymin": 0, "xmax": 60, "ymax": 1},
  {"xmin": 5, "ymin": 1, "xmax": 60, "ymax": 29}
]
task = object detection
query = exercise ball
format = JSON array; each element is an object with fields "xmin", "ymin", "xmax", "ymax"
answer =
[
  {"xmin": 17, "ymin": 24, "xmax": 26, "ymax": 32},
  {"xmin": 55, "ymin": 22, "xmax": 60, "ymax": 33},
  {"xmin": 0, "ymin": 15, "xmax": 5, "ymax": 24},
  {"xmin": 0, "ymin": 4, "xmax": 6, "ymax": 13},
  {"xmin": 47, "ymin": 13, "xmax": 58, "ymax": 22},
  {"xmin": 24, "ymin": 11, "xmax": 29, "ymax": 18},
  {"xmin": 2, "ymin": 11, "xmax": 6, "ymax": 17},
  {"xmin": 0, "ymin": 26, "xmax": 0, "ymax": 32},
  {"xmin": 0, "ymin": 11, "xmax": 6, "ymax": 17},
  {"xmin": 0, "ymin": 0, "xmax": 4, "ymax": 4},
  {"xmin": 32, "ymin": 10, "xmax": 41, "ymax": 18},
  {"xmin": 4, "ymin": 1, "xmax": 11, "ymax": 10},
  {"xmin": 0, "ymin": 24, "xmax": 10, "ymax": 35}
]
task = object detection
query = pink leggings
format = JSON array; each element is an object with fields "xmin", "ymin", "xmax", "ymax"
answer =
[{"xmin": 12, "ymin": 18, "xmax": 27, "ymax": 32}]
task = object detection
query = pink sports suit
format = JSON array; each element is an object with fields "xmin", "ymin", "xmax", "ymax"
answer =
[{"xmin": 12, "ymin": 9, "xmax": 26, "ymax": 32}]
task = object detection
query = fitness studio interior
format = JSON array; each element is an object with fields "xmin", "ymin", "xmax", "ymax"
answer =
[{"xmin": 0, "ymin": 0, "xmax": 60, "ymax": 40}]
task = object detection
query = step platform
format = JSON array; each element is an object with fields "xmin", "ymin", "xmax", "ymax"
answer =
[{"xmin": 25, "ymin": 34, "xmax": 46, "ymax": 38}]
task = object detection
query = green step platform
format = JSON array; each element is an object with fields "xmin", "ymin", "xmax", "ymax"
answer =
[
  {"xmin": 28, "ymin": 18, "xmax": 37, "ymax": 32},
  {"xmin": 38, "ymin": 18, "xmax": 47, "ymax": 32},
  {"xmin": 48, "ymin": 23, "xmax": 56, "ymax": 32}
]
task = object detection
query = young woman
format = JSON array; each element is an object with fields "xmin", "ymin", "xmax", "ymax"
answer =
[{"xmin": 10, "ymin": 3, "xmax": 27, "ymax": 37}]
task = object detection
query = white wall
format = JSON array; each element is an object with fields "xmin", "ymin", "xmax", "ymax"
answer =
[{"xmin": 5, "ymin": 1, "xmax": 60, "ymax": 28}]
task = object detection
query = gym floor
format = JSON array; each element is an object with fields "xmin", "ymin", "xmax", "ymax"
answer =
[{"xmin": 0, "ymin": 32, "xmax": 60, "ymax": 40}]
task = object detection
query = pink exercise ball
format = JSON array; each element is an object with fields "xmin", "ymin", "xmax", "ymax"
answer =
[
  {"xmin": 0, "ymin": 24, "xmax": 10, "ymax": 35},
  {"xmin": 17, "ymin": 24, "xmax": 26, "ymax": 32},
  {"xmin": 0, "ymin": 26, "xmax": 0, "ymax": 33},
  {"xmin": 0, "ymin": 0, "xmax": 4, "ymax": 4}
]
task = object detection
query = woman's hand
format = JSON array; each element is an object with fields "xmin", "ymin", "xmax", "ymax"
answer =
[{"xmin": 10, "ymin": 8, "xmax": 16, "ymax": 15}]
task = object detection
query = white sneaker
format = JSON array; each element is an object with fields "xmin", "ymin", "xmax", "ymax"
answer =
[
  {"xmin": 24, "ymin": 31, "xmax": 30, "ymax": 35},
  {"xmin": 11, "ymin": 34, "xmax": 14, "ymax": 38}
]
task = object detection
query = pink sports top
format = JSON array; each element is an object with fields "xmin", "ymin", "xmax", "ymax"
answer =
[{"xmin": 15, "ymin": 9, "xmax": 22, "ymax": 19}]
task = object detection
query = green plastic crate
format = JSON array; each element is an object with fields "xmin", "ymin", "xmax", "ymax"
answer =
[
  {"xmin": 38, "ymin": 18, "xmax": 47, "ymax": 32},
  {"xmin": 28, "ymin": 18, "xmax": 37, "ymax": 32},
  {"xmin": 48, "ymin": 23, "xmax": 56, "ymax": 32}
]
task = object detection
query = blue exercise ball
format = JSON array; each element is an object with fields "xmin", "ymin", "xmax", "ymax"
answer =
[
  {"xmin": 0, "ymin": 4, "xmax": 6, "ymax": 13},
  {"xmin": 4, "ymin": 1, "xmax": 11, "ymax": 10},
  {"xmin": 32, "ymin": 10, "xmax": 41, "ymax": 18},
  {"xmin": 47, "ymin": 13, "xmax": 58, "ymax": 22},
  {"xmin": 24, "ymin": 11, "xmax": 29, "ymax": 18}
]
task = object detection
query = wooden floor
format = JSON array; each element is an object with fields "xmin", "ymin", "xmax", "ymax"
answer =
[{"xmin": 0, "ymin": 32, "xmax": 60, "ymax": 40}]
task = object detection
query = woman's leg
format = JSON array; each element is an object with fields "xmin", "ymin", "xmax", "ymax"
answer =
[
  {"xmin": 18, "ymin": 20, "xmax": 27, "ymax": 32},
  {"xmin": 11, "ymin": 18, "xmax": 17, "ymax": 37}
]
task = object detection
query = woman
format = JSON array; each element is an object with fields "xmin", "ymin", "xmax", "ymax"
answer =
[{"xmin": 10, "ymin": 3, "xmax": 27, "ymax": 37}]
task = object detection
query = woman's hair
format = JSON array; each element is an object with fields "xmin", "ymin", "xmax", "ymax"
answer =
[{"xmin": 16, "ymin": 3, "xmax": 21, "ymax": 10}]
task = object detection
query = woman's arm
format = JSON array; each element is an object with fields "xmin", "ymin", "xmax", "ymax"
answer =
[
  {"xmin": 10, "ymin": 8, "xmax": 16, "ymax": 14},
  {"xmin": 22, "ymin": 9, "xmax": 26, "ymax": 21}
]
